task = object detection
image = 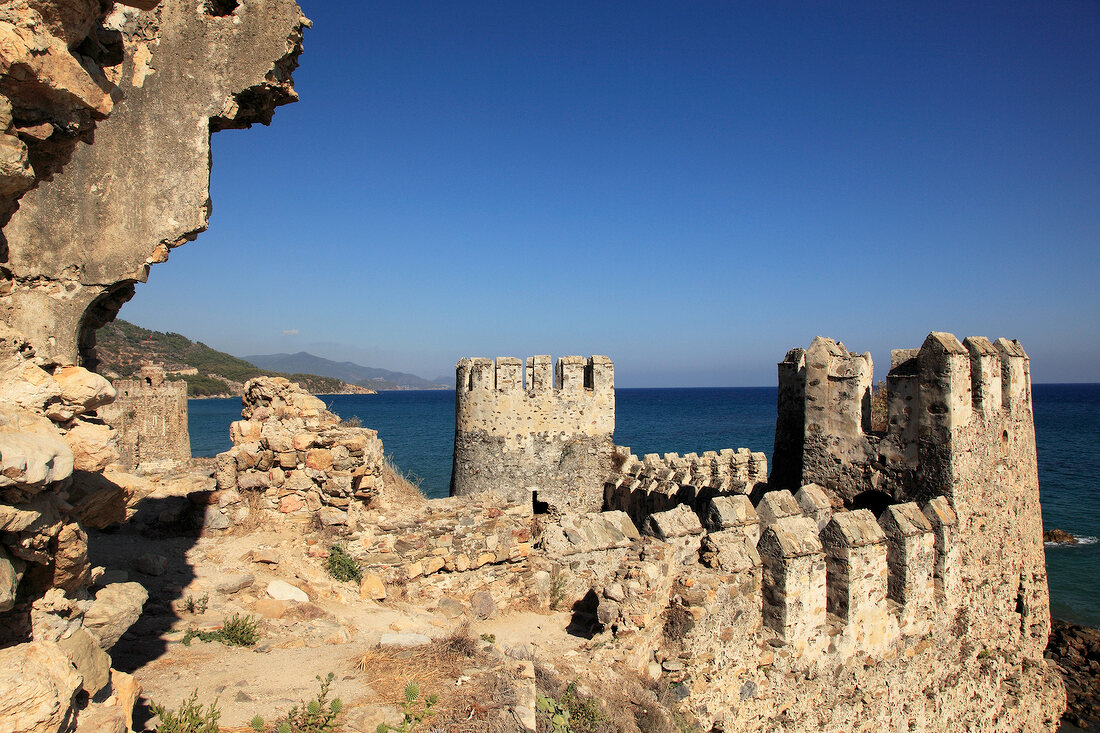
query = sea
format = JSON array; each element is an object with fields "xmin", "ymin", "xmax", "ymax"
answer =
[{"xmin": 188, "ymin": 384, "xmax": 1100, "ymax": 628}]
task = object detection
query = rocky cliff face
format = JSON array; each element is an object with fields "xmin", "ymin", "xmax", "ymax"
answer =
[
  {"xmin": 0, "ymin": 1, "xmax": 307, "ymax": 730},
  {"xmin": 0, "ymin": 0, "xmax": 159, "ymax": 230},
  {"xmin": 1, "ymin": 0, "xmax": 310, "ymax": 368}
]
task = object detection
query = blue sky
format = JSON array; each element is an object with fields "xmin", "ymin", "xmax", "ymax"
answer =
[{"xmin": 120, "ymin": 1, "xmax": 1100, "ymax": 386}]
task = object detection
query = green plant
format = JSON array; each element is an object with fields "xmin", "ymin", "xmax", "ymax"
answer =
[
  {"xmin": 480, "ymin": 632, "xmax": 496, "ymax": 644},
  {"xmin": 375, "ymin": 682, "xmax": 438, "ymax": 732},
  {"xmin": 149, "ymin": 690, "xmax": 220, "ymax": 733},
  {"xmin": 558, "ymin": 682, "xmax": 606, "ymax": 732},
  {"xmin": 327, "ymin": 544, "xmax": 363, "ymax": 583},
  {"xmin": 537, "ymin": 694, "xmax": 571, "ymax": 732},
  {"xmin": 182, "ymin": 613, "xmax": 259, "ymax": 647},
  {"xmin": 183, "ymin": 593, "xmax": 209, "ymax": 614},
  {"xmin": 252, "ymin": 673, "xmax": 344, "ymax": 733}
]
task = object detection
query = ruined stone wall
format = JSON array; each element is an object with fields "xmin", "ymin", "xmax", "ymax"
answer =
[
  {"xmin": 100, "ymin": 364, "xmax": 190, "ymax": 472},
  {"xmin": 1, "ymin": 0, "xmax": 310, "ymax": 368},
  {"xmin": 713, "ymin": 330, "xmax": 1063, "ymax": 730},
  {"xmin": 450, "ymin": 355, "xmax": 614, "ymax": 514},
  {"xmin": 212, "ymin": 377, "xmax": 385, "ymax": 530}
]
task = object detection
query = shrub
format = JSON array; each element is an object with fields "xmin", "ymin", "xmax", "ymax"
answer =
[
  {"xmin": 149, "ymin": 690, "xmax": 220, "ymax": 733},
  {"xmin": 327, "ymin": 544, "xmax": 363, "ymax": 583},
  {"xmin": 182, "ymin": 613, "xmax": 260, "ymax": 647},
  {"xmin": 558, "ymin": 682, "xmax": 607, "ymax": 733},
  {"xmin": 870, "ymin": 379, "xmax": 888, "ymax": 432}
]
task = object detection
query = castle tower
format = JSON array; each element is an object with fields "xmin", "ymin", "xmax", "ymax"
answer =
[
  {"xmin": 770, "ymin": 332, "xmax": 1050, "ymax": 655},
  {"xmin": 101, "ymin": 364, "xmax": 190, "ymax": 472},
  {"xmin": 450, "ymin": 355, "xmax": 614, "ymax": 514}
]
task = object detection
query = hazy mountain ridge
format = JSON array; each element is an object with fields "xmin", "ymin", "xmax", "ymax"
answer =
[
  {"xmin": 245, "ymin": 352, "xmax": 451, "ymax": 391},
  {"xmin": 94, "ymin": 320, "xmax": 376, "ymax": 397}
]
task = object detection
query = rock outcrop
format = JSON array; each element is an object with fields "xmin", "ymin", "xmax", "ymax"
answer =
[
  {"xmin": 0, "ymin": 0, "xmax": 160, "ymax": 229},
  {"xmin": 0, "ymin": 1, "xmax": 307, "ymax": 730}
]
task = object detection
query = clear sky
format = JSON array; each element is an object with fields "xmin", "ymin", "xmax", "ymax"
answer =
[{"xmin": 119, "ymin": 1, "xmax": 1100, "ymax": 387}]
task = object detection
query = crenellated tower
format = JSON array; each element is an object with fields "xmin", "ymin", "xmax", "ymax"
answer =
[
  {"xmin": 450, "ymin": 355, "xmax": 614, "ymax": 513},
  {"xmin": 770, "ymin": 332, "xmax": 1049, "ymax": 654}
]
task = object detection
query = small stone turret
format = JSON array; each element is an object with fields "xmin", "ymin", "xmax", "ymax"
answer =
[
  {"xmin": 450, "ymin": 355, "xmax": 614, "ymax": 514},
  {"xmin": 101, "ymin": 364, "xmax": 189, "ymax": 472}
]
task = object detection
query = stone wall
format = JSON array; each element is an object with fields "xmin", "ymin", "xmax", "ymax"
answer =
[
  {"xmin": 211, "ymin": 377, "xmax": 385, "ymax": 529},
  {"xmin": 573, "ymin": 472, "xmax": 1063, "ymax": 731},
  {"xmin": 770, "ymin": 333, "xmax": 1052, "ymax": 654},
  {"xmin": 100, "ymin": 364, "xmax": 190, "ymax": 472},
  {"xmin": 450, "ymin": 355, "xmax": 614, "ymax": 514}
]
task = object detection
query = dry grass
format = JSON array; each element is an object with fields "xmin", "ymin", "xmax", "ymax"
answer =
[
  {"xmin": 354, "ymin": 624, "xmax": 516, "ymax": 732},
  {"xmin": 378, "ymin": 455, "xmax": 429, "ymax": 508},
  {"xmin": 228, "ymin": 489, "xmax": 268, "ymax": 535}
]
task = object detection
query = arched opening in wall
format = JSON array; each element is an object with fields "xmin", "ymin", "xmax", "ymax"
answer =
[
  {"xmin": 78, "ymin": 281, "xmax": 136, "ymax": 372},
  {"xmin": 849, "ymin": 489, "xmax": 893, "ymax": 517}
]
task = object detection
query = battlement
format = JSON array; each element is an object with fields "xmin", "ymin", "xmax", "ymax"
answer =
[
  {"xmin": 772, "ymin": 332, "xmax": 1033, "ymax": 504},
  {"xmin": 456, "ymin": 355, "xmax": 614, "ymax": 395},
  {"xmin": 451, "ymin": 355, "xmax": 615, "ymax": 514},
  {"xmin": 604, "ymin": 446, "xmax": 767, "ymax": 528},
  {"xmin": 599, "ymin": 484, "xmax": 950, "ymax": 661}
]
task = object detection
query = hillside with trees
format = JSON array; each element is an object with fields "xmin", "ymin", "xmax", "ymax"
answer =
[{"xmin": 94, "ymin": 320, "xmax": 376, "ymax": 397}]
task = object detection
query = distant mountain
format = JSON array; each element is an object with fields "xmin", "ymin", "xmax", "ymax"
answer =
[
  {"xmin": 94, "ymin": 320, "xmax": 376, "ymax": 397},
  {"xmin": 244, "ymin": 352, "xmax": 451, "ymax": 391}
]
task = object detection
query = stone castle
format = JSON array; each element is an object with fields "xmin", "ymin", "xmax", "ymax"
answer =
[
  {"xmin": 100, "ymin": 365, "xmax": 190, "ymax": 473},
  {"xmin": 0, "ymin": 0, "xmax": 1071, "ymax": 729},
  {"xmin": 448, "ymin": 334, "xmax": 1062, "ymax": 730}
]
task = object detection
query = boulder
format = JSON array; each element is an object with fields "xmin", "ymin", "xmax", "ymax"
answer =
[
  {"xmin": 214, "ymin": 572, "xmax": 254, "ymax": 594},
  {"xmin": 52, "ymin": 366, "xmax": 116, "ymax": 415},
  {"xmin": 0, "ymin": 545, "xmax": 26, "ymax": 612},
  {"xmin": 135, "ymin": 553, "xmax": 167, "ymax": 576},
  {"xmin": 51, "ymin": 522, "xmax": 90, "ymax": 593},
  {"xmin": 0, "ymin": 641, "xmax": 83, "ymax": 733},
  {"xmin": 83, "ymin": 582, "xmax": 148, "ymax": 650},
  {"xmin": 57, "ymin": 628, "xmax": 110, "ymax": 696},
  {"xmin": 267, "ymin": 579, "xmax": 308, "ymax": 602},
  {"xmin": 0, "ymin": 362, "xmax": 61, "ymax": 414},
  {"xmin": 359, "ymin": 573, "xmax": 386, "ymax": 601},
  {"xmin": 0, "ymin": 428, "xmax": 74, "ymax": 495},
  {"xmin": 63, "ymin": 419, "xmax": 119, "ymax": 473},
  {"xmin": 318, "ymin": 506, "xmax": 347, "ymax": 526},
  {"xmin": 110, "ymin": 669, "xmax": 141, "ymax": 732},
  {"xmin": 642, "ymin": 504, "xmax": 703, "ymax": 540}
]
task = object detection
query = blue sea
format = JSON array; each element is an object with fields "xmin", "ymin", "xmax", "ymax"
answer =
[{"xmin": 188, "ymin": 384, "xmax": 1100, "ymax": 627}]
